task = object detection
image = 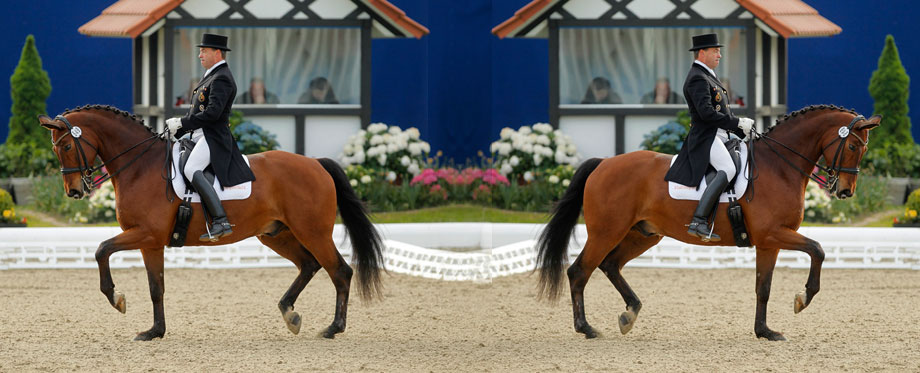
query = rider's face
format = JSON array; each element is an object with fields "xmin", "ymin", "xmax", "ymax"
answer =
[
  {"xmin": 698, "ymin": 47, "xmax": 721, "ymax": 70},
  {"xmin": 198, "ymin": 47, "xmax": 223, "ymax": 70}
]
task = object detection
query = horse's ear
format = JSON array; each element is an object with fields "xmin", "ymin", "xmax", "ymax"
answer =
[
  {"xmin": 858, "ymin": 115, "xmax": 882, "ymax": 131},
  {"xmin": 38, "ymin": 115, "xmax": 62, "ymax": 131}
]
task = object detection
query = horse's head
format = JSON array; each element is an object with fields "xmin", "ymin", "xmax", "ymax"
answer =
[
  {"xmin": 819, "ymin": 113, "xmax": 881, "ymax": 199},
  {"xmin": 38, "ymin": 113, "xmax": 102, "ymax": 199}
]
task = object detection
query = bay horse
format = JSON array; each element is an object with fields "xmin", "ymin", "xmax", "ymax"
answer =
[
  {"xmin": 536, "ymin": 105, "xmax": 880, "ymax": 341},
  {"xmin": 39, "ymin": 105, "xmax": 384, "ymax": 341}
]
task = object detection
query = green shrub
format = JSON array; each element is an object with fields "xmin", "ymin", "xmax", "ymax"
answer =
[
  {"xmin": 827, "ymin": 175, "xmax": 892, "ymax": 222},
  {"xmin": 868, "ymin": 35, "xmax": 912, "ymax": 148},
  {"xmin": 8, "ymin": 35, "xmax": 52, "ymax": 149},
  {"xmin": 0, "ymin": 188, "xmax": 22, "ymax": 224},
  {"xmin": 0, "ymin": 142, "xmax": 57, "ymax": 177},
  {"xmin": 862, "ymin": 142, "xmax": 920, "ymax": 178},
  {"xmin": 901, "ymin": 188, "xmax": 920, "ymax": 223},
  {"xmin": 28, "ymin": 176, "xmax": 93, "ymax": 223}
]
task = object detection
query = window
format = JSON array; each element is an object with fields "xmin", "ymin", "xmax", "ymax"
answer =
[
  {"xmin": 173, "ymin": 27, "xmax": 361, "ymax": 106},
  {"xmin": 559, "ymin": 27, "xmax": 747, "ymax": 107}
]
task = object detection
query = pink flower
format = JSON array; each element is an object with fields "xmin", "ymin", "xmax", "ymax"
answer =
[
  {"xmin": 410, "ymin": 168, "xmax": 439, "ymax": 186},
  {"xmin": 482, "ymin": 168, "xmax": 509, "ymax": 185}
]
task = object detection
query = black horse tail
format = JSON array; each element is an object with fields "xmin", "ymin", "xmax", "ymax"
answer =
[
  {"xmin": 318, "ymin": 158, "xmax": 385, "ymax": 301},
  {"xmin": 535, "ymin": 157, "xmax": 602, "ymax": 302}
]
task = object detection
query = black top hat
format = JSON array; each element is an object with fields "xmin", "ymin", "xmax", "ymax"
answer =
[
  {"xmin": 689, "ymin": 33, "xmax": 723, "ymax": 51},
  {"xmin": 196, "ymin": 33, "xmax": 231, "ymax": 51}
]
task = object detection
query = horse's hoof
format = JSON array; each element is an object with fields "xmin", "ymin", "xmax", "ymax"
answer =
[
  {"xmin": 113, "ymin": 292, "xmax": 126, "ymax": 314},
  {"xmin": 283, "ymin": 310, "xmax": 301, "ymax": 335},
  {"xmin": 618, "ymin": 310, "xmax": 637, "ymax": 335},
  {"xmin": 133, "ymin": 329, "xmax": 164, "ymax": 341},
  {"xmin": 794, "ymin": 291, "xmax": 808, "ymax": 314},
  {"xmin": 321, "ymin": 323, "xmax": 344, "ymax": 339},
  {"xmin": 756, "ymin": 330, "xmax": 787, "ymax": 341},
  {"xmin": 575, "ymin": 323, "xmax": 598, "ymax": 339}
]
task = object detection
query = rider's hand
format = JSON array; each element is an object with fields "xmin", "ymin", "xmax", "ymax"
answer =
[
  {"xmin": 166, "ymin": 118, "xmax": 183, "ymax": 135},
  {"xmin": 737, "ymin": 117, "xmax": 754, "ymax": 138}
]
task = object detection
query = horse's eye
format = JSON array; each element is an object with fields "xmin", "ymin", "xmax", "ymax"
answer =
[
  {"xmin": 64, "ymin": 144, "xmax": 72, "ymax": 151},
  {"xmin": 848, "ymin": 143, "xmax": 856, "ymax": 151}
]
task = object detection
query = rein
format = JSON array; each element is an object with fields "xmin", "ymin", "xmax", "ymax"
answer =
[
  {"xmin": 51, "ymin": 115, "xmax": 167, "ymax": 193},
  {"xmin": 747, "ymin": 115, "xmax": 866, "ymax": 197}
]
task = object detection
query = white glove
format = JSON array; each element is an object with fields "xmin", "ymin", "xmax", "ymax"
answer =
[
  {"xmin": 166, "ymin": 118, "xmax": 183, "ymax": 135},
  {"xmin": 737, "ymin": 117, "xmax": 754, "ymax": 138}
]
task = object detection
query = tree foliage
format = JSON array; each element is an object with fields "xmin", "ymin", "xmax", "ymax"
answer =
[
  {"xmin": 868, "ymin": 35, "xmax": 912, "ymax": 147},
  {"xmin": 7, "ymin": 35, "xmax": 51, "ymax": 148}
]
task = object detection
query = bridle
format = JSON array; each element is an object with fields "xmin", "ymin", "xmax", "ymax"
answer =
[
  {"xmin": 51, "ymin": 115, "xmax": 162, "ymax": 192},
  {"xmin": 754, "ymin": 115, "xmax": 868, "ymax": 193}
]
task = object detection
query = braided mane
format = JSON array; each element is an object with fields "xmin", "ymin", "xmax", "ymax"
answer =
[
  {"xmin": 765, "ymin": 104, "xmax": 859, "ymax": 134},
  {"xmin": 61, "ymin": 104, "xmax": 154, "ymax": 135}
]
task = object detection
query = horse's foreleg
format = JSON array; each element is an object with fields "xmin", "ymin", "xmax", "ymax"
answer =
[
  {"xmin": 94, "ymin": 229, "xmax": 159, "ymax": 322},
  {"xmin": 754, "ymin": 248, "xmax": 785, "ymax": 341},
  {"xmin": 761, "ymin": 230, "xmax": 825, "ymax": 314},
  {"xmin": 135, "ymin": 248, "xmax": 166, "ymax": 341}
]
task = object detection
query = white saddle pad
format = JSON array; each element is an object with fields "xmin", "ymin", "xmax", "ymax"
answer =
[
  {"xmin": 668, "ymin": 141, "xmax": 749, "ymax": 202},
  {"xmin": 170, "ymin": 141, "xmax": 252, "ymax": 203}
]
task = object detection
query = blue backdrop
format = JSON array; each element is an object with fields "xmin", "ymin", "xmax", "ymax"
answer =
[{"xmin": 1, "ymin": 0, "xmax": 917, "ymax": 161}]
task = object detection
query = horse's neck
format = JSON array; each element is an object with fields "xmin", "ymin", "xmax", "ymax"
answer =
[
  {"xmin": 757, "ymin": 114, "xmax": 832, "ymax": 186},
  {"xmin": 89, "ymin": 117, "xmax": 166, "ymax": 190}
]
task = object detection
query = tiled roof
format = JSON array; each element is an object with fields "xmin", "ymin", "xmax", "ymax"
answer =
[
  {"xmin": 737, "ymin": 0, "xmax": 841, "ymax": 38},
  {"xmin": 493, "ymin": 0, "xmax": 841, "ymax": 39},
  {"xmin": 79, "ymin": 0, "xmax": 182, "ymax": 38},
  {"xmin": 79, "ymin": 0, "xmax": 428, "ymax": 39}
]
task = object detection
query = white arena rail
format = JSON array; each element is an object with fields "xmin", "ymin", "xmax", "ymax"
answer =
[{"xmin": 1, "ymin": 225, "xmax": 918, "ymax": 281}]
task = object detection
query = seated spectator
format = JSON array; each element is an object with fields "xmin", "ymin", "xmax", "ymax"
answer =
[
  {"xmin": 298, "ymin": 77, "xmax": 339, "ymax": 104},
  {"xmin": 236, "ymin": 77, "xmax": 280, "ymax": 104},
  {"xmin": 640, "ymin": 77, "xmax": 685, "ymax": 104},
  {"xmin": 581, "ymin": 77, "xmax": 622, "ymax": 104}
]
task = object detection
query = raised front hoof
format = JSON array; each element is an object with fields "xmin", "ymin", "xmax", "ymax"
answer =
[
  {"xmin": 618, "ymin": 310, "xmax": 637, "ymax": 335},
  {"xmin": 282, "ymin": 310, "xmax": 302, "ymax": 335},
  {"xmin": 111, "ymin": 292, "xmax": 126, "ymax": 314},
  {"xmin": 321, "ymin": 323, "xmax": 345, "ymax": 339},
  {"xmin": 575, "ymin": 324, "xmax": 598, "ymax": 339},
  {"xmin": 756, "ymin": 329, "xmax": 786, "ymax": 341},
  {"xmin": 133, "ymin": 329, "xmax": 164, "ymax": 341},
  {"xmin": 794, "ymin": 291, "xmax": 809, "ymax": 314}
]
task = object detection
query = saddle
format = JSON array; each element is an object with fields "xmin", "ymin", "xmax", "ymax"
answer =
[
  {"xmin": 667, "ymin": 138, "xmax": 750, "ymax": 203},
  {"xmin": 169, "ymin": 139, "xmax": 253, "ymax": 203}
]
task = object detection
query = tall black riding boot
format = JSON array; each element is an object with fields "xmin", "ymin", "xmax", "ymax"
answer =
[
  {"xmin": 687, "ymin": 170, "xmax": 729, "ymax": 242},
  {"xmin": 191, "ymin": 171, "xmax": 233, "ymax": 242}
]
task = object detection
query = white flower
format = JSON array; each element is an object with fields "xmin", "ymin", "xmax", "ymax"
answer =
[
  {"xmin": 408, "ymin": 162, "xmax": 421, "ymax": 175},
  {"xmin": 360, "ymin": 175, "xmax": 372, "ymax": 184},
  {"xmin": 490, "ymin": 141, "xmax": 501, "ymax": 154},
  {"xmin": 500, "ymin": 162, "xmax": 513, "ymax": 175},
  {"xmin": 541, "ymin": 147, "xmax": 553, "ymax": 157},
  {"xmin": 408, "ymin": 143, "xmax": 422, "ymax": 156},
  {"xmin": 341, "ymin": 156, "xmax": 352, "ymax": 165},
  {"xmin": 562, "ymin": 179, "xmax": 570, "ymax": 187},
  {"xmin": 548, "ymin": 175, "xmax": 560, "ymax": 184},
  {"xmin": 555, "ymin": 150, "xmax": 568, "ymax": 164},
  {"xmin": 499, "ymin": 143, "xmax": 512, "ymax": 156},
  {"xmin": 387, "ymin": 143, "xmax": 398, "ymax": 153},
  {"xmin": 105, "ymin": 210, "xmax": 113, "ymax": 217},
  {"xmin": 343, "ymin": 144, "xmax": 354, "ymax": 155},
  {"xmin": 400, "ymin": 155, "xmax": 411, "ymax": 166},
  {"xmin": 368, "ymin": 123, "xmax": 387, "ymax": 134},
  {"xmin": 510, "ymin": 155, "xmax": 520, "ymax": 166},
  {"xmin": 518, "ymin": 126, "xmax": 532, "ymax": 135},
  {"xmin": 367, "ymin": 147, "xmax": 379, "ymax": 157},
  {"xmin": 533, "ymin": 154, "xmax": 543, "ymax": 166},
  {"xmin": 386, "ymin": 171, "xmax": 397, "ymax": 182},
  {"xmin": 533, "ymin": 123, "xmax": 553, "ymax": 133},
  {"xmin": 353, "ymin": 151, "xmax": 365, "ymax": 164},
  {"xmin": 370, "ymin": 134, "xmax": 384, "ymax": 145},
  {"xmin": 522, "ymin": 143, "xmax": 533, "ymax": 154},
  {"xmin": 350, "ymin": 179, "xmax": 358, "ymax": 187},
  {"xmin": 500, "ymin": 127, "xmax": 514, "ymax": 140},
  {"xmin": 533, "ymin": 144, "xmax": 545, "ymax": 154},
  {"xmin": 406, "ymin": 127, "xmax": 420, "ymax": 140},
  {"xmin": 377, "ymin": 154, "xmax": 387, "ymax": 165},
  {"xmin": 523, "ymin": 171, "xmax": 534, "ymax": 182},
  {"xmin": 388, "ymin": 126, "xmax": 402, "ymax": 135},
  {"xmin": 420, "ymin": 142, "xmax": 430, "ymax": 153},
  {"xmin": 566, "ymin": 144, "xmax": 577, "ymax": 155}
]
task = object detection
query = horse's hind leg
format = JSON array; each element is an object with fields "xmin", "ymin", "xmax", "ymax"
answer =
[
  {"xmin": 567, "ymin": 229, "xmax": 629, "ymax": 338},
  {"xmin": 258, "ymin": 232, "xmax": 322, "ymax": 335},
  {"xmin": 597, "ymin": 230, "xmax": 662, "ymax": 335},
  {"xmin": 287, "ymin": 229, "xmax": 353, "ymax": 339}
]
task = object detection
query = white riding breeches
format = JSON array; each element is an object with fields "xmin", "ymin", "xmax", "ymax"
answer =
[
  {"xmin": 184, "ymin": 129, "xmax": 210, "ymax": 181},
  {"xmin": 709, "ymin": 129, "xmax": 736, "ymax": 177}
]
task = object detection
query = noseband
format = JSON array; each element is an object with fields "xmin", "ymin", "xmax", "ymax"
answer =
[
  {"xmin": 51, "ymin": 115, "xmax": 162, "ymax": 192},
  {"xmin": 757, "ymin": 115, "xmax": 867, "ymax": 192}
]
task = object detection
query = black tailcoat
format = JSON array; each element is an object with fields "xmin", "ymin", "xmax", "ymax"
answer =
[
  {"xmin": 664, "ymin": 63, "xmax": 742, "ymax": 187},
  {"xmin": 178, "ymin": 63, "xmax": 256, "ymax": 187}
]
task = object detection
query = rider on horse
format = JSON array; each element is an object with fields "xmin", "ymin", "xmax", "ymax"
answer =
[
  {"xmin": 166, "ymin": 33, "xmax": 255, "ymax": 242},
  {"xmin": 664, "ymin": 33, "xmax": 754, "ymax": 242}
]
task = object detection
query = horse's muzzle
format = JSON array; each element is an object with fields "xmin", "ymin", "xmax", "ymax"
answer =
[
  {"xmin": 836, "ymin": 189, "xmax": 853, "ymax": 199},
  {"xmin": 67, "ymin": 188, "xmax": 84, "ymax": 199}
]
